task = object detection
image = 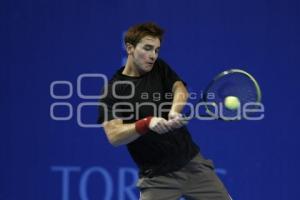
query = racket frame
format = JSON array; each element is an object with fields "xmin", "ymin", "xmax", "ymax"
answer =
[{"xmin": 202, "ymin": 69, "xmax": 262, "ymax": 120}]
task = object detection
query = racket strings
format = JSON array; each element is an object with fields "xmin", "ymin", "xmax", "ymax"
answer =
[{"xmin": 205, "ymin": 72, "xmax": 260, "ymax": 118}]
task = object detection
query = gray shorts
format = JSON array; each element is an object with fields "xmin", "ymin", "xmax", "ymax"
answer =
[{"xmin": 136, "ymin": 154, "xmax": 232, "ymax": 200}]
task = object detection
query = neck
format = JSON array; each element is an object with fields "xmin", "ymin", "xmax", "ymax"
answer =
[{"xmin": 123, "ymin": 58, "xmax": 143, "ymax": 77}]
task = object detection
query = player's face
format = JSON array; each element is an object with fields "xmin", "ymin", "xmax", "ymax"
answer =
[{"xmin": 131, "ymin": 36, "xmax": 160, "ymax": 73}]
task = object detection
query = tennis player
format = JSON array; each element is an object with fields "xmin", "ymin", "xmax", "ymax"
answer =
[{"xmin": 98, "ymin": 22, "xmax": 232, "ymax": 200}]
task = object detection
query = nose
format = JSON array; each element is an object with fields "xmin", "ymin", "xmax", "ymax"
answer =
[{"xmin": 149, "ymin": 50, "xmax": 157, "ymax": 60}]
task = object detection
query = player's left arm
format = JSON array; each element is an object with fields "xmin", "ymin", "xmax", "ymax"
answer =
[{"xmin": 169, "ymin": 81, "xmax": 189, "ymax": 119}]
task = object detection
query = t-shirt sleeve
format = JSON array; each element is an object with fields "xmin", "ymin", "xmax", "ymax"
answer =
[
  {"xmin": 97, "ymin": 83, "xmax": 123, "ymax": 124},
  {"xmin": 158, "ymin": 58, "xmax": 187, "ymax": 91}
]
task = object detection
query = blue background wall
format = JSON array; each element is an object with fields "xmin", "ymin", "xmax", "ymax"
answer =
[{"xmin": 1, "ymin": 0, "xmax": 300, "ymax": 199}]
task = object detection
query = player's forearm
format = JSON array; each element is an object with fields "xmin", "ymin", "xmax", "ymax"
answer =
[
  {"xmin": 170, "ymin": 81, "xmax": 189, "ymax": 114},
  {"xmin": 103, "ymin": 119, "xmax": 141, "ymax": 147}
]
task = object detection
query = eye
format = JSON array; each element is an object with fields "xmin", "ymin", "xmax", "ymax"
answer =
[{"xmin": 144, "ymin": 46, "xmax": 152, "ymax": 51}]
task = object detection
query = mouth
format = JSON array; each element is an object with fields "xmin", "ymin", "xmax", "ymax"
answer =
[{"xmin": 146, "ymin": 62, "xmax": 154, "ymax": 66}]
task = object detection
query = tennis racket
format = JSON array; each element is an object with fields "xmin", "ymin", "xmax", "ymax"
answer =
[{"xmin": 184, "ymin": 69, "xmax": 262, "ymax": 121}]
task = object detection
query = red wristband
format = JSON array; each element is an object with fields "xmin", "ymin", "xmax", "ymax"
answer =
[{"xmin": 135, "ymin": 116, "xmax": 153, "ymax": 135}]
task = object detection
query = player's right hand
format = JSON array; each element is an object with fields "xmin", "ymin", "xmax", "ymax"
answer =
[{"xmin": 149, "ymin": 117, "xmax": 173, "ymax": 134}]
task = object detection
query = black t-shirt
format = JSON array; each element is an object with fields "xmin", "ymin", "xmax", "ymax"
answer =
[{"xmin": 98, "ymin": 58, "xmax": 199, "ymax": 177}]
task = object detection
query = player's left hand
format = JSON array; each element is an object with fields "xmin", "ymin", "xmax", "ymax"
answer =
[{"xmin": 167, "ymin": 111, "xmax": 189, "ymax": 129}]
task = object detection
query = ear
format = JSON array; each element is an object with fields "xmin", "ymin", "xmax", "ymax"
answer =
[{"xmin": 125, "ymin": 43, "xmax": 134, "ymax": 55}]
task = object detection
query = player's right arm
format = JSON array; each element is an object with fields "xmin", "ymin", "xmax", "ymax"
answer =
[
  {"xmin": 102, "ymin": 117, "xmax": 176, "ymax": 147},
  {"xmin": 103, "ymin": 119, "xmax": 139, "ymax": 147}
]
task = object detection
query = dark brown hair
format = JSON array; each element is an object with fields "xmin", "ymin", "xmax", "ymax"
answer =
[{"xmin": 124, "ymin": 22, "xmax": 164, "ymax": 47}]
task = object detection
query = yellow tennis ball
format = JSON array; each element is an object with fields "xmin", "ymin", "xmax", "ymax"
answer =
[{"xmin": 224, "ymin": 96, "xmax": 240, "ymax": 110}]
